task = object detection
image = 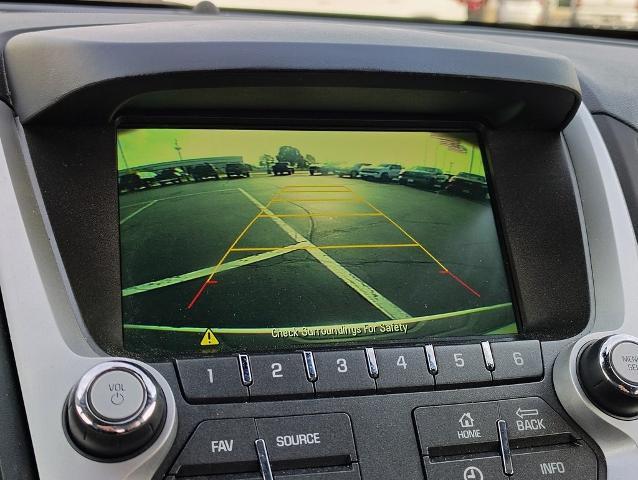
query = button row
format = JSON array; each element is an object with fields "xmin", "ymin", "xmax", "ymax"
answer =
[
  {"xmin": 170, "ymin": 414, "xmax": 359, "ymax": 479},
  {"xmin": 414, "ymin": 397, "xmax": 576, "ymax": 456},
  {"xmin": 176, "ymin": 340, "xmax": 543, "ymax": 403},
  {"xmin": 414, "ymin": 397, "xmax": 596, "ymax": 479},
  {"xmin": 423, "ymin": 445, "xmax": 597, "ymax": 480}
]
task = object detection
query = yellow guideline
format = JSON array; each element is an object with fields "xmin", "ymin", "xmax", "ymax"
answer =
[{"xmin": 200, "ymin": 329, "xmax": 220, "ymax": 346}]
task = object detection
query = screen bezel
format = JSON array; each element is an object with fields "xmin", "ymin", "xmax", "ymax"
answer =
[{"xmin": 115, "ymin": 114, "xmax": 523, "ymax": 358}]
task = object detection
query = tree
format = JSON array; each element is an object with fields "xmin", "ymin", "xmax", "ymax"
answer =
[
  {"xmin": 259, "ymin": 154, "xmax": 275, "ymax": 167},
  {"xmin": 305, "ymin": 154, "xmax": 317, "ymax": 165},
  {"xmin": 276, "ymin": 146, "xmax": 304, "ymax": 168}
]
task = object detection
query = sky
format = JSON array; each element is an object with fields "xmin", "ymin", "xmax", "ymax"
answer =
[{"xmin": 117, "ymin": 128, "xmax": 484, "ymax": 175}]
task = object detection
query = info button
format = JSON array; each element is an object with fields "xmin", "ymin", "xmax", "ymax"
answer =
[
  {"xmin": 256, "ymin": 414, "xmax": 357, "ymax": 470},
  {"xmin": 413, "ymin": 402, "xmax": 499, "ymax": 455}
]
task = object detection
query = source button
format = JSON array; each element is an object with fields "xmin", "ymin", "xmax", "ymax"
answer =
[{"xmin": 256, "ymin": 413, "xmax": 357, "ymax": 470}]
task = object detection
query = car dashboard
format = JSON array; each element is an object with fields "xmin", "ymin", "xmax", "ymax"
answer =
[{"xmin": 0, "ymin": 4, "xmax": 637, "ymax": 480}]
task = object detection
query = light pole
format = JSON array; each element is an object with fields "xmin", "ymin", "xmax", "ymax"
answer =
[
  {"xmin": 174, "ymin": 139, "xmax": 183, "ymax": 161},
  {"xmin": 117, "ymin": 138, "xmax": 130, "ymax": 172}
]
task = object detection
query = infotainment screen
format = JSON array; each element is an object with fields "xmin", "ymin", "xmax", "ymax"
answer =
[{"xmin": 118, "ymin": 127, "xmax": 517, "ymax": 355}]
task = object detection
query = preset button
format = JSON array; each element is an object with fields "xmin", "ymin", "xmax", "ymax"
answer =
[
  {"xmin": 375, "ymin": 347, "xmax": 434, "ymax": 391},
  {"xmin": 176, "ymin": 357, "xmax": 248, "ymax": 403},
  {"xmin": 492, "ymin": 340, "xmax": 543, "ymax": 382},
  {"xmin": 434, "ymin": 344, "xmax": 492, "ymax": 386},
  {"xmin": 249, "ymin": 353, "xmax": 314, "ymax": 399},
  {"xmin": 314, "ymin": 351, "xmax": 375, "ymax": 395},
  {"xmin": 413, "ymin": 402, "xmax": 499, "ymax": 455}
]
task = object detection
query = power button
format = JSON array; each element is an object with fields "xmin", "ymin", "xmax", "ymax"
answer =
[{"xmin": 89, "ymin": 369, "xmax": 146, "ymax": 422}]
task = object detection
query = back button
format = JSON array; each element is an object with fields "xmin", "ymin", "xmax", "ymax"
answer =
[
  {"xmin": 170, "ymin": 419, "xmax": 259, "ymax": 476},
  {"xmin": 499, "ymin": 397, "xmax": 575, "ymax": 446}
]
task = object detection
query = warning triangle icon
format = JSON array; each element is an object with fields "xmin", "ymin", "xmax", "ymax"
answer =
[{"xmin": 200, "ymin": 329, "xmax": 219, "ymax": 346}]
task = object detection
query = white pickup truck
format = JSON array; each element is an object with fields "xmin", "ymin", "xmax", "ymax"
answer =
[{"xmin": 359, "ymin": 163, "xmax": 403, "ymax": 181}]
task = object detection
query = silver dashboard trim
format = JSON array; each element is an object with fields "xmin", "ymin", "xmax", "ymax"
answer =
[
  {"xmin": 0, "ymin": 102, "xmax": 177, "ymax": 480},
  {"xmin": 555, "ymin": 106, "xmax": 638, "ymax": 479}
]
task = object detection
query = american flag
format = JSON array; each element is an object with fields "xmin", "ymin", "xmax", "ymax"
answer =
[{"xmin": 431, "ymin": 134, "xmax": 468, "ymax": 154}]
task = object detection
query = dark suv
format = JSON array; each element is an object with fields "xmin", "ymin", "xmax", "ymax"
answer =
[
  {"xmin": 189, "ymin": 163, "xmax": 220, "ymax": 181},
  {"xmin": 272, "ymin": 162, "xmax": 295, "ymax": 175},
  {"xmin": 444, "ymin": 172, "xmax": 488, "ymax": 200},
  {"xmin": 225, "ymin": 163, "xmax": 251, "ymax": 178}
]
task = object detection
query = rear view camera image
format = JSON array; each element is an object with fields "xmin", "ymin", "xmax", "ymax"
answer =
[{"xmin": 118, "ymin": 128, "xmax": 517, "ymax": 355}]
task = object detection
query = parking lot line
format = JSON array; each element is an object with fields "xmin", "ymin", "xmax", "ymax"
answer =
[
  {"xmin": 119, "ymin": 200, "xmax": 158, "ymax": 225},
  {"xmin": 281, "ymin": 185, "xmax": 349, "ymax": 189},
  {"xmin": 229, "ymin": 244, "xmax": 419, "ymax": 252},
  {"xmin": 270, "ymin": 197, "xmax": 363, "ymax": 202},
  {"xmin": 121, "ymin": 188, "xmax": 237, "ymax": 208},
  {"xmin": 343, "ymin": 186, "xmax": 481, "ymax": 298},
  {"xmin": 187, "ymin": 194, "xmax": 275, "ymax": 309},
  {"xmin": 235, "ymin": 187, "xmax": 410, "ymax": 320},
  {"xmin": 257, "ymin": 212, "xmax": 383, "ymax": 218},
  {"xmin": 123, "ymin": 244, "xmax": 308, "ymax": 297},
  {"xmin": 277, "ymin": 189, "xmax": 352, "ymax": 193}
]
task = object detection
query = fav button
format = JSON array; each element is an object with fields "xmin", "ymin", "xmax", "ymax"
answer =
[
  {"xmin": 413, "ymin": 402, "xmax": 499, "ymax": 455},
  {"xmin": 170, "ymin": 419, "xmax": 259, "ymax": 476},
  {"xmin": 88, "ymin": 369, "xmax": 146, "ymax": 422},
  {"xmin": 512, "ymin": 445, "xmax": 597, "ymax": 480},
  {"xmin": 255, "ymin": 413, "xmax": 357, "ymax": 470},
  {"xmin": 498, "ymin": 397, "xmax": 576, "ymax": 445}
]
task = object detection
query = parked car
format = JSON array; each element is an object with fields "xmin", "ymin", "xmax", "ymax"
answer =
[
  {"xmin": 272, "ymin": 162, "xmax": 295, "ymax": 175},
  {"xmin": 225, "ymin": 163, "xmax": 251, "ymax": 178},
  {"xmin": 189, "ymin": 163, "xmax": 220, "ymax": 181},
  {"xmin": 336, "ymin": 163, "xmax": 371, "ymax": 178},
  {"xmin": 497, "ymin": 0, "xmax": 556, "ymax": 26},
  {"xmin": 398, "ymin": 166, "xmax": 448, "ymax": 189},
  {"xmin": 444, "ymin": 172, "xmax": 488, "ymax": 199},
  {"xmin": 359, "ymin": 163, "xmax": 403, "ymax": 182},
  {"xmin": 155, "ymin": 167, "xmax": 190, "ymax": 185},
  {"xmin": 571, "ymin": 0, "xmax": 638, "ymax": 29},
  {"xmin": 308, "ymin": 164, "xmax": 336, "ymax": 175},
  {"xmin": 118, "ymin": 171, "xmax": 158, "ymax": 193}
]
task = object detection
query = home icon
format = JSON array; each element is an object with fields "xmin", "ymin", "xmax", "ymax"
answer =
[{"xmin": 459, "ymin": 412, "xmax": 475, "ymax": 428}]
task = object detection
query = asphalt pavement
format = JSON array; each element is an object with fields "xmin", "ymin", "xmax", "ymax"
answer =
[{"xmin": 119, "ymin": 173, "xmax": 517, "ymax": 353}]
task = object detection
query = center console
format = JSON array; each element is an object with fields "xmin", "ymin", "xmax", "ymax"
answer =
[{"xmin": 1, "ymin": 17, "xmax": 637, "ymax": 480}]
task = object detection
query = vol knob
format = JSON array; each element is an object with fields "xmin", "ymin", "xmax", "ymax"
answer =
[
  {"xmin": 66, "ymin": 361, "xmax": 166, "ymax": 459},
  {"xmin": 579, "ymin": 334, "xmax": 638, "ymax": 418}
]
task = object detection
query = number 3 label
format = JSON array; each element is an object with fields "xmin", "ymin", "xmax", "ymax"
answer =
[{"xmin": 337, "ymin": 358, "xmax": 348, "ymax": 373}]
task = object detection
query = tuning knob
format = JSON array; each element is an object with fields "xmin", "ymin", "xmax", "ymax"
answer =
[
  {"xmin": 579, "ymin": 334, "xmax": 638, "ymax": 418},
  {"xmin": 66, "ymin": 361, "xmax": 166, "ymax": 459}
]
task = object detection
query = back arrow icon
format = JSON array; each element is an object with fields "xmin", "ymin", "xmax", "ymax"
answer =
[{"xmin": 516, "ymin": 407, "xmax": 539, "ymax": 419}]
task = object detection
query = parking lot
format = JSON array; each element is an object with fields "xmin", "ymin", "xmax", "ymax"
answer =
[{"xmin": 120, "ymin": 174, "xmax": 516, "ymax": 352}]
